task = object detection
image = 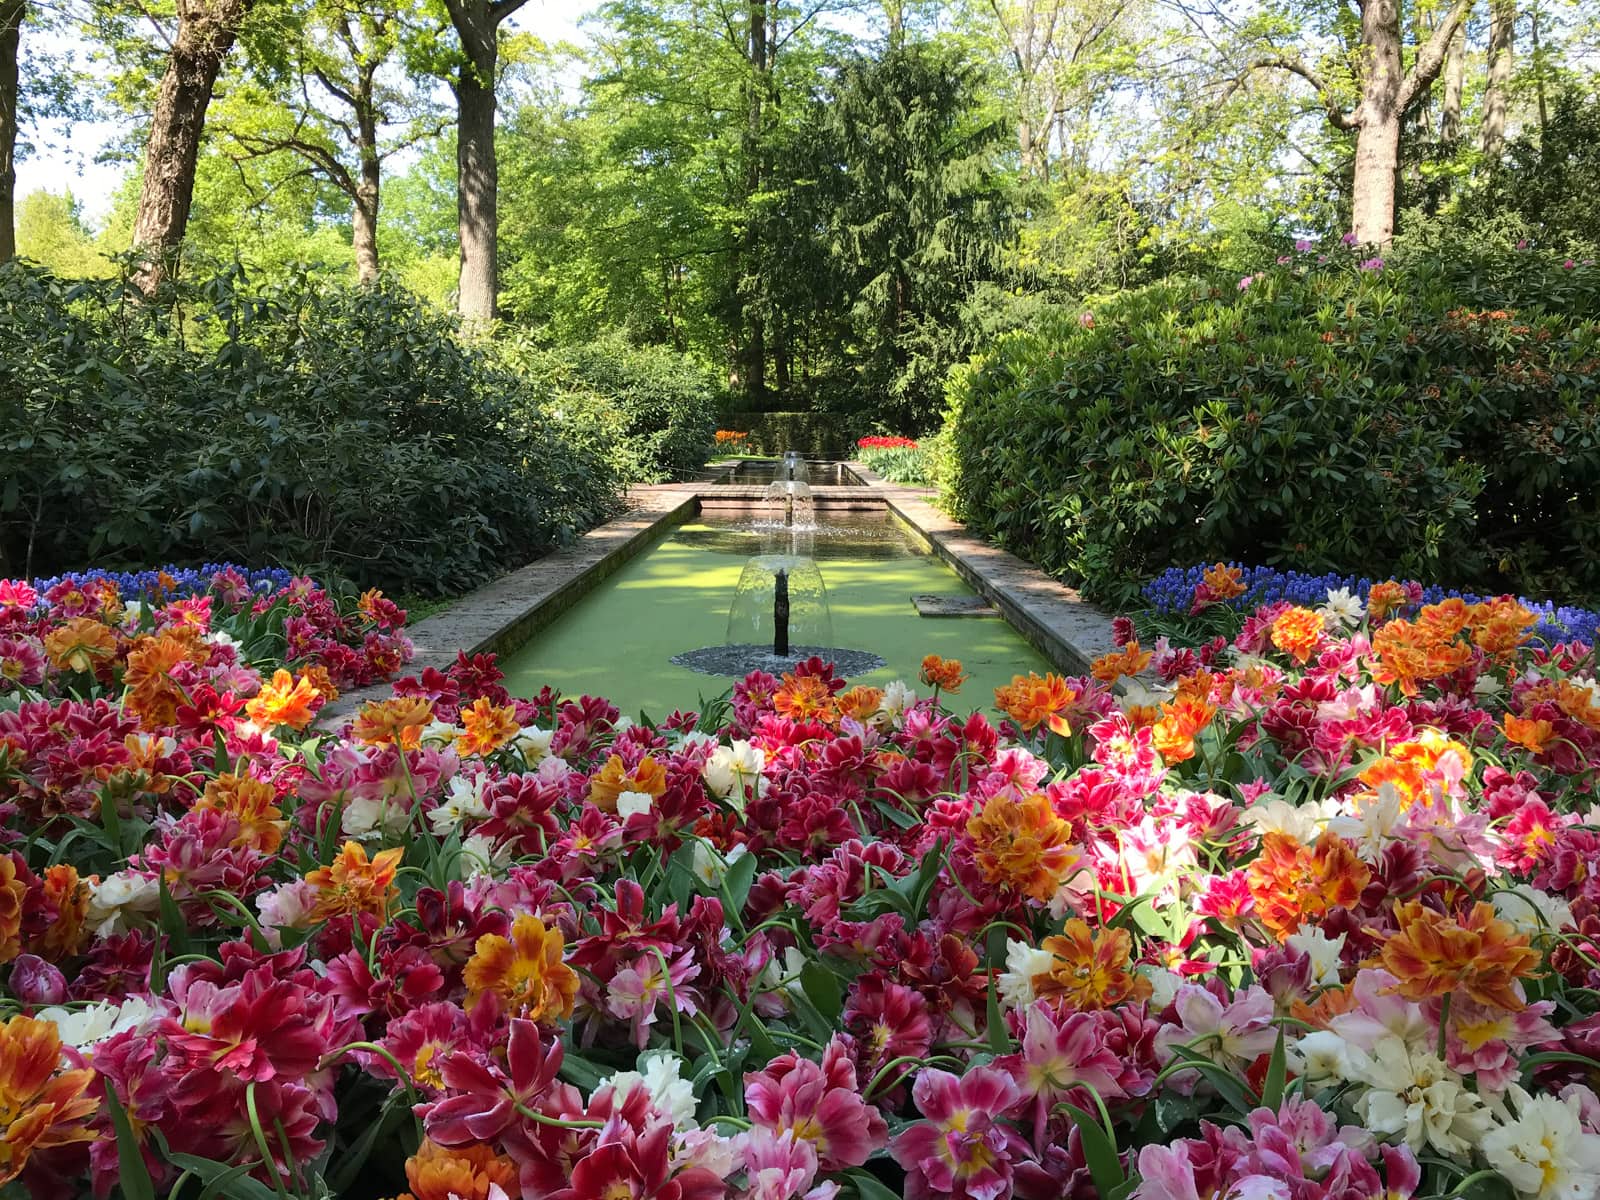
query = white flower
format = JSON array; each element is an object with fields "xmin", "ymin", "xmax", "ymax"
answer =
[
  {"xmin": 759, "ymin": 946, "xmax": 810, "ymax": 1001},
  {"xmin": 513, "ymin": 725, "xmax": 553, "ymax": 762},
  {"xmin": 37, "ymin": 996, "xmax": 158, "ymax": 1052},
  {"xmin": 676, "ymin": 731, "xmax": 718, "ymax": 754},
  {"xmin": 617, "ymin": 790, "xmax": 654, "ymax": 819},
  {"xmin": 458, "ymin": 833, "xmax": 510, "ymax": 876},
  {"xmin": 1290, "ymin": 1030, "xmax": 1353, "ymax": 1083},
  {"xmin": 1319, "ymin": 587, "xmax": 1366, "ymax": 629},
  {"xmin": 1482, "ymin": 1086, "xmax": 1600, "ymax": 1199},
  {"xmin": 1474, "ymin": 673, "xmax": 1505, "ymax": 698},
  {"xmin": 1136, "ymin": 964, "xmax": 1185, "ymax": 1013},
  {"xmin": 85, "ymin": 871, "xmax": 160, "ymax": 938},
  {"xmin": 703, "ymin": 740, "xmax": 765, "ymax": 805},
  {"xmin": 1494, "ymin": 888, "xmax": 1575, "ymax": 940},
  {"xmin": 1286, "ymin": 927, "xmax": 1347, "ymax": 988},
  {"xmin": 876, "ymin": 681, "xmax": 918, "ymax": 727},
  {"xmin": 1348, "ymin": 1035, "xmax": 1492, "ymax": 1155},
  {"xmin": 419, "ymin": 719, "xmax": 459, "ymax": 746},
  {"xmin": 603, "ymin": 1053, "xmax": 698, "ymax": 1128},
  {"xmin": 997, "ymin": 939, "xmax": 1056, "ymax": 1009},
  {"xmin": 204, "ymin": 628, "xmax": 240, "ymax": 651},
  {"xmin": 1327, "ymin": 783, "xmax": 1407, "ymax": 862},
  {"xmin": 344, "ymin": 795, "xmax": 410, "ymax": 839},
  {"xmin": 1244, "ymin": 796, "xmax": 1334, "ymax": 843},
  {"xmin": 427, "ymin": 774, "xmax": 491, "ymax": 835},
  {"xmin": 692, "ymin": 841, "xmax": 747, "ymax": 888}
]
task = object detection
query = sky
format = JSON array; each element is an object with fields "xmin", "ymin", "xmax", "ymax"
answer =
[{"xmin": 15, "ymin": 0, "xmax": 599, "ymax": 224}]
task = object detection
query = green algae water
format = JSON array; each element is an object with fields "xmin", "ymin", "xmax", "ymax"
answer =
[{"xmin": 497, "ymin": 511, "xmax": 1053, "ymax": 718}]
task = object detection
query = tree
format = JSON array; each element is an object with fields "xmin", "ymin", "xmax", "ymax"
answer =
[
  {"xmin": 1439, "ymin": 19, "xmax": 1464, "ymax": 142},
  {"xmin": 14, "ymin": 187, "xmax": 105, "ymax": 272},
  {"xmin": 129, "ymin": 0, "xmax": 260, "ymax": 287},
  {"xmin": 1211, "ymin": 0, "xmax": 1474, "ymax": 245},
  {"xmin": 1482, "ymin": 0, "xmax": 1513, "ymax": 160},
  {"xmin": 1, "ymin": 0, "xmax": 20, "ymax": 260},
  {"xmin": 217, "ymin": 0, "xmax": 444, "ymax": 281},
  {"xmin": 440, "ymin": 0, "xmax": 528, "ymax": 321}
]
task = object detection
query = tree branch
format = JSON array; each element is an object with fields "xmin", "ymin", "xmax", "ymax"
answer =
[
  {"xmin": 1400, "ymin": 0, "xmax": 1472, "ymax": 109},
  {"xmin": 1241, "ymin": 55, "xmax": 1359, "ymax": 129}
]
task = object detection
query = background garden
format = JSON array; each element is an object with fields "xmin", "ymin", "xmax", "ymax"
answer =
[{"xmin": 5, "ymin": 0, "xmax": 1600, "ymax": 604}]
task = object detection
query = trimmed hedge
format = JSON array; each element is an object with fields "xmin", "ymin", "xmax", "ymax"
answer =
[
  {"xmin": 1, "ymin": 263, "xmax": 621, "ymax": 595},
  {"xmin": 941, "ymin": 241, "xmax": 1600, "ymax": 606}
]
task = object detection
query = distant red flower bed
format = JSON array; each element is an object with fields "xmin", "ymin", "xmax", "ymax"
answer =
[{"xmin": 856, "ymin": 435, "xmax": 919, "ymax": 450}]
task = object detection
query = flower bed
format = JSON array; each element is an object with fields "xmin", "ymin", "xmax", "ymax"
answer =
[
  {"xmin": 3, "ymin": 566, "xmax": 1600, "ymax": 1199},
  {"xmin": 856, "ymin": 436, "xmax": 932, "ymax": 486}
]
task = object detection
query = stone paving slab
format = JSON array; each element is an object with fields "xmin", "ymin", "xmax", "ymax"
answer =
[
  {"xmin": 846, "ymin": 461, "xmax": 1123, "ymax": 678},
  {"xmin": 912, "ymin": 594, "xmax": 999, "ymax": 618},
  {"xmin": 319, "ymin": 490, "xmax": 697, "ymax": 724}
]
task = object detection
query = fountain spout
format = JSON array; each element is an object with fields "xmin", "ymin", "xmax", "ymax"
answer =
[{"xmin": 773, "ymin": 569, "xmax": 790, "ymax": 655}]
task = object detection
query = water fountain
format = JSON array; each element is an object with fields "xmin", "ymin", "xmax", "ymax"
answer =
[
  {"xmin": 670, "ymin": 450, "xmax": 886, "ymax": 678},
  {"xmin": 761, "ymin": 452, "xmax": 816, "ymax": 530}
]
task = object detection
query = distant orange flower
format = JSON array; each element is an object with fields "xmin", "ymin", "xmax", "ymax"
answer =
[
  {"xmin": 455, "ymin": 698, "xmax": 520, "ymax": 757},
  {"xmin": 245, "ymin": 668, "xmax": 320, "ymax": 731},
  {"xmin": 1271, "ymin": 607, "xmax": 1325, "ymax": 665},
  {"xmin": 1247, "ymin": 831, "xmax": 1371, "ymax": 940},
  {"xmin": 0, "ymin": 857, "xmax": 25, "ymax": 963},
  {"xmin": 1358, "ymin": 756, "xmax": 1430, "ymax": 808},
  {"xmin": 1201, "ymin": 562, "xmax": 1248, "ymax": 602},
  {"xmin": 1152, "ymin": 695, "xmax": 1217, "ymax": 764},
  {"xmin": 1366, "ymin": 580, "xmax": 1409, "ymax": 621},
  {"xmin": 1556, "ymin": 681, "xmax": 1600, "ymax": 733},
  {"xmin": 1032, "ymin": 921, "xmax": 1152, "ymax": 1011},
  {"xmin": 464, "ymin": 914, "xmax": 578, "ymax": 1022},
  {"xmin": 41, "ymin": 618, "xmax": 116, "ymax": 675},
  {"xmin": 351, "ymin": 696, "xmax": 436, "ymax": 749},
  {"xmin": 306, "ymin": 842, "xmax": 402, "ymax": 922},
  {"xmin": 34, "ymin": 866, "xmax": 89, "ymax": 961},
  {"xmin": 123, "ymin": 632, "xmax": 204, "ymax": 726},
  {"xmin": 1381, "ymin": 899, "xmax": 1539, "ymax": 1010},
  {"xmin": 122, "ymin": 733, "xmax": 178, "ymax": 794},
  {"xmin": 299, "ymin": 663, "xmax": 341, "ymax": 703},
  {"xmin": 773, "ymin": 674, "xmax": 838, "ymax": 724},
  {"xmin": 1369, "ymin": 618, "xmax": 1472, "ymax": 696},
  {"xmin": 1468, "ymin": 597, "xmax": 1537, "ymax": 659},
  {"xmin": 195, "ymin": 772, "xmax": 287, "ymax": 854},
  {"xmin": 919, "ymin": 654, "xmax": 968, "ymax": 693},
  {"xmin": 0, "ymin": 1015, "xmax": 98, "ymax": 1185},
  {"xmin": 588, "ymin": 754, "xmax": 668, "ymax": 814},
  {"xmin": 1124, "ymin": 704, "xmax": 1162, "ymax": 729},
  {"xmin": 398, "ymin": 1139, "xmax": 519, "ymax": 1200},
  {"xmin": 1091, "ymin": 642, "xmax": 1153, "ymax": 684},
  {"xmin": 836, "ymin": 685, "xmax": 885, "ymax": 721},
  {"xmin": 966, "ymin": 792, "xmax": 1081, "ymax": 902},
  {"xmin": 1417, "ymin": 597, "xmax": 1472, "ymax": 641},
  {"xmin": 994, "ymin": 673, "xmax": 1076, "ymax": 735}
]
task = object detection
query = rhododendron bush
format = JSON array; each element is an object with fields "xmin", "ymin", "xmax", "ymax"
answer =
[{"xmin": 4, "ymin": 567, "xmax": 1600, "ymax": 1200}]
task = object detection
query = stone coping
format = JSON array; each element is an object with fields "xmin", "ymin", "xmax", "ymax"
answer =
[
  {"xmin": 844, "ymin": 461, "xmax": 1123, "ymax": 678},
  {"xmin": 319, "ymin": 489, "xmax": 697, "ymax": 724}
]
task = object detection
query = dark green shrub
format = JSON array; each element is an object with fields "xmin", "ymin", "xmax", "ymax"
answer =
[
  {"xmin": 941, "ymin": 241, "xmax": 1600, "ymax": 606},
  {"xmin": 0, "ymin": 262, "xmax": 621, "ymax": 594},
  {"xmin": 506, "ymin": 332, "xmax": 718, "ymax": 482}
]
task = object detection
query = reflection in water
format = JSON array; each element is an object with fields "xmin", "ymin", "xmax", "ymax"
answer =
[{"xmin": 673, "ymin": 516, "xmax": 912, "ymax": 562}]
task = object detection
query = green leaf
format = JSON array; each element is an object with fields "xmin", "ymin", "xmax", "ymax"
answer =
[
  {"xmin": 845, "ymin": 1169, "xmax": 905, "ymax": 1200},
  {"xmin": 799, "ymin": 960, "xmax": 842, "ymax": 1024},
  {"xmin": 1259, "ymin": 1026, "xmax": 1288, "ymax": 1110},
  {"xmin": 167, "ymin": 1153, "xmax": 281, "ymax": 1200},
  {"xmin": 104, "ymin": 1086, "xmax": 156, "ymax": 1200},
  {"xmin": 722, "ymin": 846, "xmax": 758, "ymax": 919},
  {"xmin": 157, "ymin": 873, "xmax": 192, "ymax": 957},
  {"xmin": 1061, "ymin": 1102, "xmax": 1125, "ymax": 1198},
  {"xmin": 985, "ymin": 926, "xmax": 1011, "ymax": 1055}
]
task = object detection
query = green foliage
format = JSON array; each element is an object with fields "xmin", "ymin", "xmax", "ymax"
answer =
[
  {"xmin": 942, "ymin": 240, "xmax": 1600, "ymax": 606},
  {"xmin": 503, "ymin": 331, "xmax": 719, "ymax": 483},
  {"xmin": 857, "ymin": 445, "xmax": 933, "ymax": 486},
  {"xmin": 14, "ymin": 190, "xmax": 111, "ymax": 277},
  {"xmin": 0, "ymin": 261, "xmax": 620, "ymax": 593}
]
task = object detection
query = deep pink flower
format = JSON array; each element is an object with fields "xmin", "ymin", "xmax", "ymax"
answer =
[
  {"xmin": 420, "ymin": 1018, "xmax": 564, "ymax": 1144},
  {"xmin": 745, "ymin": 1036, "xmax": 888, "ymax": 1171},
  {"xmin": 890, "ymin": 1066, "xmax": 1028, "ymax": 1200}
]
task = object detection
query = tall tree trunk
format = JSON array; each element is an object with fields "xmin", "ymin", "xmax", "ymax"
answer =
[
  {"xmin": 454, "ymin": 27, "xmax": 497, "ymax": 322},
  {"xmin": 0, "ymin": 0, "xmax": 20, "ymax": 263},
  {"xmin": 352, "ymin": 77, "xmax": 380, "ymax": 283},
  {"xmin": 1351, "ymin": 0, "xmax": 1404, "ymax": 245},
  {"xmin": 1529, "ymin": 6, "xmax": 1547, "ymax": 134},
  {"xmin": 131, "ymin": 0, "xmax": 255, "ymax": 290},
  {"xmin": 443, "ymin": 0, "xmax": 527, "ymax": 324},
  {"xmin": 1440, "ymin": 23, "xmax": 1464, "ymax": 143},
  {"xmin": 1482, "ymin": 0, "xmax": 1514, "ymax": 161},
  {"xmin": 741, "ymin": 0, "xmax": 767, "ymax": 402}
]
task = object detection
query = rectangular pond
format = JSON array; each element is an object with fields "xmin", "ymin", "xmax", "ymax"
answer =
[{"xmin": 497, "ymin": 508, "xmax": 1052, "ymax": 717}]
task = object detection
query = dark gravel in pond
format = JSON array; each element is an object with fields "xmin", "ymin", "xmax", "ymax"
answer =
[{"xmin": 670, "ymin": 644, "xmax": 887, "ymax": 677}]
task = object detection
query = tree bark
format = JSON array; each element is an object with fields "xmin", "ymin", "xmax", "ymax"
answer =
[
  {"xmin": 1349, "ymin": 0, "xmax": 1405, "ymax": 245},
  {"xmin": 352, "ymin": 61, "xmax": 381, "ymax": 283},
  {"xmin": 131, "ymin": 0, "xmax": 256, "ymax": 290},
  {"xmin": 443, "ymin": 0, "xmax": 526, "ymax": 324},
  {"xmin": 0, "ymin": 0, "xmax": 20, "ymax": 263},
  {"xmin": 1482, "ymin": 0, "xmax": 1514, "ymax": 162},
  {"xmin": 1440, "ymin": 23, "xmax": 1464, "ymax": 143},
  {"xmin": 741, "ymin": 0, "xmax": 767, "ymax": 402}
]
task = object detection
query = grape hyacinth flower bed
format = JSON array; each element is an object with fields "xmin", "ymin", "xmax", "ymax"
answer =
[
  {"xmin": 1142, "ymin": 562, "xmax": 1600, "ymax": 650},
  {"xmin": 2, "ymin": 566, "xmax": 1600, "ymax": 1199}
]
